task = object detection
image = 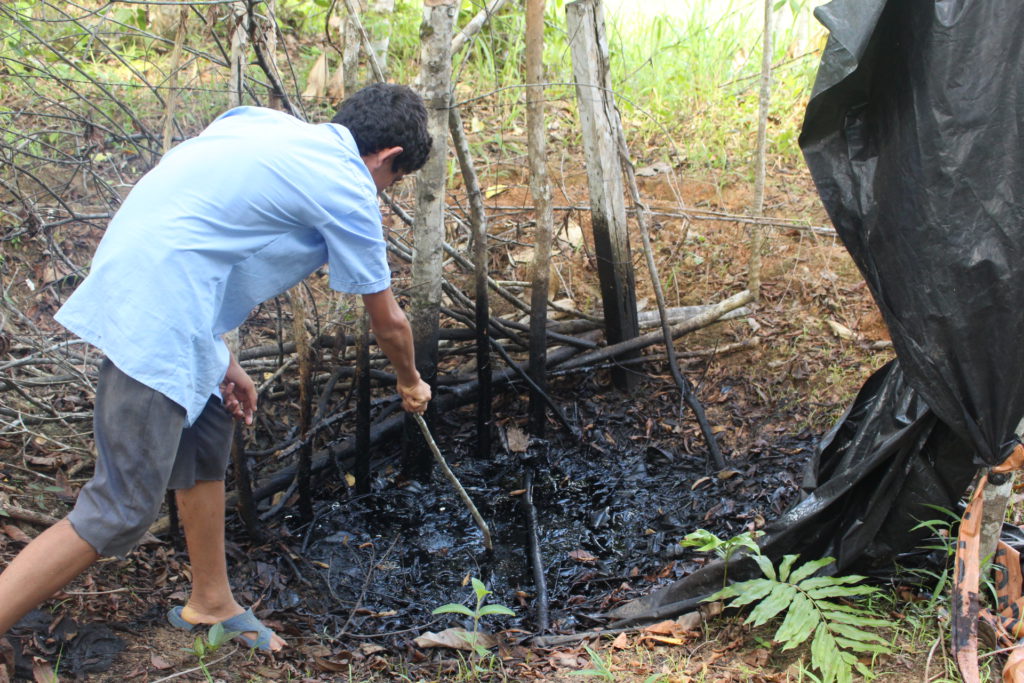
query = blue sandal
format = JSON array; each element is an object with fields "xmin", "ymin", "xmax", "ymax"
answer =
[{"xmin": 166, "ymin": 606, "xmax": 278, "ymax": 652}]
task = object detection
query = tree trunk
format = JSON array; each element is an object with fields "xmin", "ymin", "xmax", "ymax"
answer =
[
  {"xmin": 228, "ymin": 0, "xmax": 250, "ymax": 108},
  {"xmin": 526, "ymin": 0, "xmax": 555, "ymax": 435},
  {"xmin": 748, "ymin": 0, "xmax": 773, "ymax": 301},
  {"xmin": 448, "ymin": 106, "xmax": 493, "ymax": 459},
  {"xmin": 406, "ymin": 0, "xmax": 457, "ymax": 476},
  {"xmin": 566, "ymin": 0, "xmax": 640, "ymax": 392}
]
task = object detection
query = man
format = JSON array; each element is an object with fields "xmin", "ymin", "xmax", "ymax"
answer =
[{"xmin": 0, "ymin": 83, "xmax": 432, "ymax": 652}]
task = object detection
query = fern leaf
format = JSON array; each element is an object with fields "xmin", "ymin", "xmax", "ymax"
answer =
[
  {"xmin": 796, "ymin": 575, "xmax": 866, "ymax": 591},
  {"xmin": 708, "ymin": 578, "xmax": 769, "ymax": 604},
  {"xmin": 818, "ymin": 607, "xmax": 891, "ymax": 628},
  {"xmin": 778, "ymin": 554, "xmax": 799, "ymax": 582},
  {"xmin": 810, "ymin": 623, "xmax": 837, "ymax": 683},
  {"xmin": 774, "ymin": 592, "xmax": 818, "ymax": 649},
  {"xmin": 746, "ymin": 583, "xmax": 797, "ymax": 627},
  {"xmin": 788, "ymin": 556, "xmax": 836, "ymax": 584},
  {"xmin": 753, "ymin": 553, "xmax": 777, "ymax": 580},
  {"xmin": 828, "ymin": 622, "xmax": 888, "ymax": 645},
  {"xmin": 724, "ymin": 581, "xmax": 770, "ymax": 606},
  {"xmin": 804, "ymin": 584, "xmax": 876, "ymax": 600},
  {"xmin": 854, "ymin": 660, "xmax": 875, "ymax": 679},
  {"xmin": 834, "ymin": 636, "xmax": 889, "ymax": 654}
]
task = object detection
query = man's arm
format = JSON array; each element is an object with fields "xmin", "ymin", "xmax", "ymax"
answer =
[{"xmin": 361, "ymin": 288, "xmax": 431, "ymax": 414}]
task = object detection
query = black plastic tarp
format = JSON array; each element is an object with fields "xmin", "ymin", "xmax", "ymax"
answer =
[
  {"xmin": 801, "ymin": 0, "xmax": 1024, "ymax": 467},
  {"xmin": 610, "ymin": 0, "xmax": 1024, "ymax": 624}
]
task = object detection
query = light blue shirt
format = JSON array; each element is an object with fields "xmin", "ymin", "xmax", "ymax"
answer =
[{"xmin": 56, "ymin": 107, "xmax": 390, "ymax": 424}]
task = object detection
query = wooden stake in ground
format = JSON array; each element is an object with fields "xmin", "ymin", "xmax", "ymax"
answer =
[{"xmin": 412, "ymin": 413, "xmax": 493, "ymax": 551}]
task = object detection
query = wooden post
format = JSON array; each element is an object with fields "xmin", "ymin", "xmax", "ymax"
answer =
[{"xmin": 566, "ymin": 0, "xmax": 639, "ymax": 391}]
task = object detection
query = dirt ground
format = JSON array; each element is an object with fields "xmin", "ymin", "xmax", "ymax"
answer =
[{"xmin": 0, "ymin": 159, "xmax": 915, "ymax": 681}]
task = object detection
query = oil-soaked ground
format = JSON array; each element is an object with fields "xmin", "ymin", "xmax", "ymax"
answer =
[{"xmin": 245, "ymin": 374, "xmax": 816, "ymax": 644}]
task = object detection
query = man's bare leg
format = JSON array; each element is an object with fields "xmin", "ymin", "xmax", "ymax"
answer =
[
  {"xmin": 175, "ymin": 480, "xmax": 285, "ymax": 651},
  {"xmin": 0, "ymin": 519, "xmax": 98, "ymax": 634}
]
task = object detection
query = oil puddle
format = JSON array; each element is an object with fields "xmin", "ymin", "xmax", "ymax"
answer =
[{"xmin": 275, "ymin": 402, "xmax": 815, "ymax": 640}]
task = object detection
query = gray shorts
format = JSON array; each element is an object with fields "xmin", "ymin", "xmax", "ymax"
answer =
[{"xmin": 68, "ymin": 359, "xmax": 233, "ymax": 557}]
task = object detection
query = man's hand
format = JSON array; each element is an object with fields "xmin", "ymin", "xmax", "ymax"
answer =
[
  {"xmin": 220, "ymin": 354, "xmax": 257, "ymax": 424},
  {"xmin": 397, "ymin": 378, "xmax": 431, "ymax": 414}
]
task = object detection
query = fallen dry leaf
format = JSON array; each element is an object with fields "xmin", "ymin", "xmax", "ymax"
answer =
[
  {"xmin": 611, "ymin": 632, "xmax": 630, "ymax": 649},
  {"xmin": 827, "ymin": 319, "xmax": 856, "ymax": 340},
  {"xmin": 548, "ymin": 651, "xmax": 584, "ymax": 669},
  {"xmin": 32, "ymin": 657, "xmax": 55, "ymax": 683},
  {"xmin": 505, "ymin": 425, "xmax": 529, "ymax": 452},
  {"xmin": 150, "ymin": 653, "xmax": 172, "ymax": 670},
  {"xmin": 677, "ymin": 611, "xmax": 702, "ymax": 632},
  {"xmin": 569, "ymin": 549, "xmax": 598, "ymax": 563},
  {"xmin": 638, "ymin": 634, "xmax": 687, "ymax": 647},
  {"xmin": 315, "ymin": 653, "xmax": 356, "ymax": 673},
  {"xmin": 414, "ymin": 628, "xmax": 495, "ymax": 651},
  {"xmin": 644, "ymin": 620, "xmax": 683, "ymax": 636}
]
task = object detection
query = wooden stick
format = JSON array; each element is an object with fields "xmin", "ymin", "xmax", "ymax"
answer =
[{"xmin": 412, "ymin": 413, "xmax": 493, "ymax": 551}]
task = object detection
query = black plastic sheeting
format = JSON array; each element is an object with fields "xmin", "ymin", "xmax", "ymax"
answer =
[
  {"xmin": 801, "ymin": 0, "xmax": 1024, "ymax": 467},
  {"xmin": 611, "ymin": 0, "xmax": 1024, "ymax": 624}
]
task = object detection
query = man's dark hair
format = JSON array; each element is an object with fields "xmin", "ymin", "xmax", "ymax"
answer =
[{"xmin": 332, "ymin": 83, "xmax": 432, "ymax": 174}]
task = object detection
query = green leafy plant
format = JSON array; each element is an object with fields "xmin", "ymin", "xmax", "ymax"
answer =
[
  {"xmin": 571, "ymin": 645, "xmax": 667, "ymax": 682},
  {"xmin": 708, "ymin": 553, "xmax": 892, "ymax": 683},
  {"xmin": 432, "ymin": 577, "xmax": 515, "ymax": 658},
  {"xmin": 183, "ymin": 622, "xmax": 238, "ymax": 683},
  {"xmin": 570, "ymin": 644, "xmax": 615, "ymax": 680},
  {"xmin": 681, "ymin": 528, "xmax": 763, "ymax": 585}
]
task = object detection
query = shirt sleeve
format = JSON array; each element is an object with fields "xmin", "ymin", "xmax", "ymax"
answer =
[{"xmin": 318, "ymin": 196, "xmax": 392, "ymax": 295}]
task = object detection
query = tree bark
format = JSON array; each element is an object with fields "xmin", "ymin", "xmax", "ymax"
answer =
[
  {"xmin": 406, "ymin": 0, "xmax": 457, "ymax": 476},
  {"xmin": 566, "ymin": 0, "xmax": 640, "ymax": 391},
  {"xmin": 448, "ymin": 105, "xmax": 493, "ymax": 459},
  {"xmin": 526, "ymin": 0, "xmax": 555, "ymax": 435},
  {"xmin": 748, "ymin": 0, "xmax": 773, "ymax": 301},
  {"xmin": 228, "ymin": 0, "xmax": 250, "ymax": 108}
]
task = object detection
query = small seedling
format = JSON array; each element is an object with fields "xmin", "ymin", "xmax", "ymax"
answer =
[
  {"xmin": 184, "ymin": 622, "xmax": 239, "ymax": 683},
  {"xmin": 570, "ymin": 645, "xmax": 616, "ymax": 680},
  {"xmin": 681, "ymin": 528, "xmax": 763, "ymax": 585},
  {"xmin": 432, "ymin": 577, "xmax": 514, "ymax": 657}
]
